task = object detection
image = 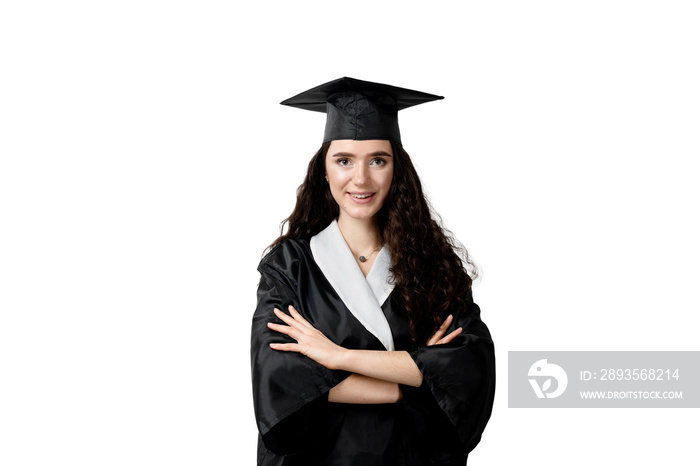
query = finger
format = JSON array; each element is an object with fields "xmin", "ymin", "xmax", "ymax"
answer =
[
  {"xmin": 427, "ymin": 327, "xmax": 445, "ymax": 346},
  {"xmin": 434, "ymin": 314, "xmax": 454, "ymax": 337},
  {"xmin": 288, "ymin": 305, "xmax": 314, "ymax": 329},
  {"xmin": 439, "ymin": 314, "xmax": 454, "ymax": 329},
  {"xmin": 427, "ymin": 315, "xmax": 453, "ymax": 346},
  {"xmin": 437, "ymin": 327, "xmax": 463, "ymax": 345},
  {"xmin": 267, "ymin": 321, "xmax": 299, "ymax": 340},
  {"xmin": 273, "ymin": 308, "xmax": 305, "ymax": 330},
  {"xmin": 269, "ymin": 342, "xmax": 300, "ymax": 352}
]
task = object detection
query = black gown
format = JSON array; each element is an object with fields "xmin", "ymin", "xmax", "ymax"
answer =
[{"xmin": 251, "ymin": 222, "xmax": 495, "ymax": 466}]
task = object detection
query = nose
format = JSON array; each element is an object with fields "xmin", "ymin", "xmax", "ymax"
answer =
[{"xmin": 354, "ymin": 163, "xmax": 369, "ymax": 185}]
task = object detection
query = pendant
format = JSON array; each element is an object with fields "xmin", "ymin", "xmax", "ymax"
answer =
[{"xmin": 359, "ymin": 256, "xmax": 367, "ymax": 262}]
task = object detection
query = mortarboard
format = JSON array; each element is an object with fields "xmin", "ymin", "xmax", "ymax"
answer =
[{"xmin": 280, "ymin": 77, "xmax": 444, "ymax": 144}]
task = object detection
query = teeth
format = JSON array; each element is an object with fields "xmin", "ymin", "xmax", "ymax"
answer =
[{"xmin": 351, "ymin": 193, "xmax": 373, "ymax": 199}]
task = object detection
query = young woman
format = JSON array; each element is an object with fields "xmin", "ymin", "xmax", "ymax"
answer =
[{"xmin": 251, "ymin": 77, "xmax": 495, "ymax": 466}]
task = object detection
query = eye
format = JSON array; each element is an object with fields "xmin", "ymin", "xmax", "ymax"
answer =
[
  {"xmin": 337, "ymin": 158, "xmax": 353, "ymax": 167},
  {"xmin": 369, "ymin": 158, "xmax": 387, "ymax": 167}
]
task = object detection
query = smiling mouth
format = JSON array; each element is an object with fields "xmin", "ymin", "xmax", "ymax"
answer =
[{"xmin": 349, "ymin": 193, "xmax": 374, "ymax": 199}]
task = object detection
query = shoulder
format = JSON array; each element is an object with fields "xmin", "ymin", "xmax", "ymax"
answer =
[{"xmin": 258, "ymin": 238, "xmax": 313, "ymax": 275}]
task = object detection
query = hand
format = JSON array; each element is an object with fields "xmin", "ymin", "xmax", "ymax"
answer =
[
  {"xmin": 426, "ymin": 314, "xmax": 462, "ymax": 346},
  {"xmin": 268, "ymin": 305, "xmax": 347, "ymax": 370}
]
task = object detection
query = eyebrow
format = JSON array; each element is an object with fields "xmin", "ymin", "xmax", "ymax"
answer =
[{"xmin": 330, "ymin": 151, "xmax": 393, "ymax": 158}]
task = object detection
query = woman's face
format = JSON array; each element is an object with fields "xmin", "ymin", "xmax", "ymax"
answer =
[{"xmin": 325, "ymin": 139, "xmax": 394, "ymax": 222}]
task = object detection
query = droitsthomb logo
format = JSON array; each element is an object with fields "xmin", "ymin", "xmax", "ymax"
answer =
[{"xmin": 528, "ymin": 359, "xmax": 568, "ymax": 399}]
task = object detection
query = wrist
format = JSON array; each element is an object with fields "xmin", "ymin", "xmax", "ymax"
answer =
[{"xmin": 333, "ymin": 347, "xmax": 352, "ymax": 371}]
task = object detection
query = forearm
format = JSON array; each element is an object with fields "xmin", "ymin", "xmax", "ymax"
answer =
[
  {"xmin": 336, "ymin": 350, "xmax": 423, "ymax": 387},
  {"xmin": 328, "ymin": 374, "xmax": 402, "ymax": 404},
  {"xmin": 267, "ymin": 306, "xmax": 424, "ymax": 387}
]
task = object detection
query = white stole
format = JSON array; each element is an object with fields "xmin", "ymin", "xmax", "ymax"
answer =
[{"xmin": 310, "ymin": 220, "xmax": 395, "ymax": 351}]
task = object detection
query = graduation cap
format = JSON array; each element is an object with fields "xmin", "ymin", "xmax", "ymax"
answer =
[{"xmin": 280, "ymin": 77, "xmax": 444, "ymax": 144}]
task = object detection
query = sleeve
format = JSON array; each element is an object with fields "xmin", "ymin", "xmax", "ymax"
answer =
[
  {"xmin": 250, "ymin": 261, "xmax": 350, "ymax": 455},
  {"xmin": 404, "ymin": 299, "xmax": 496, "ymax": 457}
]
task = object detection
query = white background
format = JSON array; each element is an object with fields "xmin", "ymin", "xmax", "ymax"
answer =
[{"xmin": 1, "ymin": 1, "xmax": 698, "ymax": 464}]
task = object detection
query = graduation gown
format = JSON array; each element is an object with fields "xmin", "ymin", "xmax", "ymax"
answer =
[{"xmin": 251, "ymin": 220, "xmax": 495, "ymax": 466}]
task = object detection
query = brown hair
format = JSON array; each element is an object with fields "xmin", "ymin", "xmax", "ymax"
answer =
[{"xmin": 268, "ymin": 141, "xmax": 477, "ymax": 344}]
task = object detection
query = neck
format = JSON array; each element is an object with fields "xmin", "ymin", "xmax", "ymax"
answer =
[{"xmin": 336, "ymin": 215, "xmax": 382, "ymax": 257}]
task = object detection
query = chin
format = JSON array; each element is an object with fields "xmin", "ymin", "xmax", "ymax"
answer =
[{"xmin": 342, "ymin": 208, "xmax": 380, "ymax": 221}]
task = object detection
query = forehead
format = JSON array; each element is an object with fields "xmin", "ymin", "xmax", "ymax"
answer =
[{"xmin": 327, "ymin": 139, "xmax": 393, "ymax": 155}]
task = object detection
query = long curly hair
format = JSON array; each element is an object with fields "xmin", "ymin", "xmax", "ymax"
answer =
[{"xmin": 268, "ymin": 141, "xmax": 477, "ymax": 345}]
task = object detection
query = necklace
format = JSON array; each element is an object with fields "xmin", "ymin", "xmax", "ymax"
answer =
[{"xmin": 358, "ymin": 246, "xmax": 382, "ymax": 263}]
